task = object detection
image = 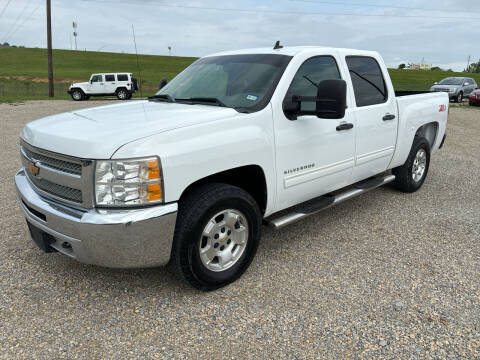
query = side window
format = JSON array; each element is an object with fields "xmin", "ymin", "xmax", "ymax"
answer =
[
  {"xmin": 91, "ymin": 75, "xmax": 103, "ymax": 83},
  {"xmin": 286, "ymin": 56, "xmax": 341, "ymax": 112},
  {"xmin": 346, "ymin": 56, "xmax": 387, "ymax": 107},
  {"xmin": 117, "ymin": 74, "xmax": 128, "ymax": 81},
  {"xmin": 105, "ymin": 74, "xmax": 115, "ymax": 82}
]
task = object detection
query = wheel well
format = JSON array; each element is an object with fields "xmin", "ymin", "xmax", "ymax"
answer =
[
  {"xmin": 180, "ymin": 165, "xmax": 268, "ymax": 214},
  {"xmin": 415, "ymin": 122, "xmax": 438, "ymax": 149},
  {"xmin": 71, "ymin": 87, "xmax": 84, "ymax": 93},
  {"xmin": 116, "ymin": 87, "xmax": 128, "ymax": 93}
]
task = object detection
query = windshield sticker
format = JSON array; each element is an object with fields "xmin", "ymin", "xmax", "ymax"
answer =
[{"xmin": 246, "ymin": 94, "xmax": 258, "ymax": 101}]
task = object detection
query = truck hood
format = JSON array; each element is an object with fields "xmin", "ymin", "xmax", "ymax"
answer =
[
  {"xmin": 21, "ymin": 100, "xmax": 240, "ymax": 159},
  {"xmin": 430, "ymin": 84, "xmax": 458, "ymax": 90},
  {"xmin": 70, "ymin": 82, "xmax": 89, "ymax": 88}
]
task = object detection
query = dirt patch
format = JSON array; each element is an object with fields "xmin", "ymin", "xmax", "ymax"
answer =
[{"xmin": 0, "ymin": 76, "xmax": 84, "ymax": 83}]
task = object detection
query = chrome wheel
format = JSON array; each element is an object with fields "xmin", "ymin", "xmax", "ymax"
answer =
[
  {"xmin": 457, "ymin": 93, "xmax": 463, "ymax": 103},
  {"xmin": 412, "ymin": 148, "xmax": 427, "ymax": 182},
  {"xmin": 199, "ymin": 209, "xmax": 248, "ymax": 272}
]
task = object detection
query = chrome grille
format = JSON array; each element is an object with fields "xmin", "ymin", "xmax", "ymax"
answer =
[
  {"xmin": 20, "ymin": 140, "xmax": 94, "ymax": 208},
  {"xmin": 21, "ymin": 146, "xmax": 82, "ymax": 175},
  {"xmin": 27, "ymin": 176, "xmax": 83, "ymax": 203}
]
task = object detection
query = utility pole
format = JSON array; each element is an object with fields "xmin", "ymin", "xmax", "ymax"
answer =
[
  {"xmin": 46, "ymin": 0, "xmax": 54, "ymax": 97},
  {"xmin": 467, "ymin": 55, "xmax": 471, "ymax": 70},
  {"xmin": 72, "ymin": 21, "xmax": 78, "ymax": 50}
]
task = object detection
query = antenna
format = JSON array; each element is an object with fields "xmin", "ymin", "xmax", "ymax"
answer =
[
  {"xmin": 273, "ymin": 40, "xmax": 283, "ymax": 50},
  {"xmin": 132, "ymin": 24, "xmax": 143, "ymax": 98}
]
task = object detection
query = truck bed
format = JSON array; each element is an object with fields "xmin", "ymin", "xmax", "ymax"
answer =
[{"xmin": 395, "ymin": 90, "xmax": 432, "ymax": 97}]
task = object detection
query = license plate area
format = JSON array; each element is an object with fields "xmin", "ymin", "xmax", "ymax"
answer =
[{"xmin": 26, "ymin": 221, "xmax": 57, "ymax": 253}]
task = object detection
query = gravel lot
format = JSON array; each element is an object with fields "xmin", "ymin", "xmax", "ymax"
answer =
[{"xmin": 0, "ymin": 100, "xmax": 479, "ymax": 359}]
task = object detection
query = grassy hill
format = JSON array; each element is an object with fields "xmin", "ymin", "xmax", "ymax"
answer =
[{"xmin": 1, "ymin": 47, "xmax": 479, "ymax": 101}]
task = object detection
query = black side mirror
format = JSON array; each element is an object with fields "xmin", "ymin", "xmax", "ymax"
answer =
[
  {"xmin": 283, "ymin": 79, "xmax": 347, "ymax": 120},
  {"xmin": 159, "ymin": 78, "xmax": 168, "ymax": 90}
]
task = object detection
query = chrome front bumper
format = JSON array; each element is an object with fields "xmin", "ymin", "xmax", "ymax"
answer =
[{"xmin": 15, "ymin": 169, "xmax": 178, "ymax": 268}]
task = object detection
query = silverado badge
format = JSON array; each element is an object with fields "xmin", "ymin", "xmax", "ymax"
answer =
[{"xmin": 28, "ymin": 161, "xmax": 40, "ymax": 177}]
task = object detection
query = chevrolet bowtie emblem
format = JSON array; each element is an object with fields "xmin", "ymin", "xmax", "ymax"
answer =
[{"xmin": 28, "ymin": 161, "xmax": 40, "ymax": 176}]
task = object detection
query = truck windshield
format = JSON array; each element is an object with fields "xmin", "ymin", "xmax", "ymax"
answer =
[
  {"xmin": 438, "ymin": 78, "xmax": 463, "ymax": 85},
  {"xmin": 155, "ymin": 54, "xmax": 292, "ymax": 112}
]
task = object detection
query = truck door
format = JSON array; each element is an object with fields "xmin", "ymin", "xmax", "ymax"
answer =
[
  {"xmin": 273, "ymin": 54, "xmax": 356, "ymax": 211},
  {"xmin": 344, "ymin": 55, "xmax": 398, "ymax": 183},
  {"xmin": 89, "ymin": 74, "xmax": 105, "ymax": 94},
  {"xmin": 104, "ymin": 74, "xmax": 117, "ymax": 94}
]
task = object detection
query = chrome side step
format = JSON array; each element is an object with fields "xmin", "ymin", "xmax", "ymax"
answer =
[{"xmin": 266, "ymin": 174, "xmax": 396, "ymax": 229}]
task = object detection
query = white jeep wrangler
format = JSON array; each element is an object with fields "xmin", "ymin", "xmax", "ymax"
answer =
[{"xmin": 67, "ymin": 73, "xmax": 138, "ymax": 101}]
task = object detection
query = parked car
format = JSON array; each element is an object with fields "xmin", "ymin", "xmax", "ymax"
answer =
[
  {"xmin": 430, "ymin": 77, "xmax": 478, "ymax": 103},
  {"xmin": 469, "ymin": 88, "xmax": 480, "ymax": 106},
  {"xmin": 67, "ymin": 73, "xmax": 138, "ymax": 101},
  {"xmin": 16, "ymin": 45, "xmax": 448, "ymax": 290}
]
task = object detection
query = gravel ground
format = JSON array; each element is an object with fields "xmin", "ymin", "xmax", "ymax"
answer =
[{"xmin": 0, "ymin": 100, "xmax": 479, "ymax": 359}]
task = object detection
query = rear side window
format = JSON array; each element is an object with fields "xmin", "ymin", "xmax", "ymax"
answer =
[
  {"xmin": 117, "ymin": 74, "xmax": 129, "ymax": 81},
  {"xmin": 286, "ymin": 56, "xmax": 341, "ymax": 112},
  {"xmin": 346, "ymin": 56, "xmax": 387, "ymax": 107},
  {"xmin": 105, "ymin": 74, "xmax": 115, "ymax": 82}
]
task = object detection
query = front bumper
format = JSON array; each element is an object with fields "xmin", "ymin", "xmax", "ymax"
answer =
[{"xmin": 15, "ymin": 169, "xmax": 178, "ymax": 268}]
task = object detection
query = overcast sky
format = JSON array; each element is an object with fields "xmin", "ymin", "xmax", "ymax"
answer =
[{"xmin": 1, "ymin": 0, "xmax": 479, "ymax": 70}]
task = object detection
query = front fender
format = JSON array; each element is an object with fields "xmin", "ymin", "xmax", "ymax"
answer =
[{"xmin": 112, "ymin": 107, "xmax": 277, "ymax": 215}]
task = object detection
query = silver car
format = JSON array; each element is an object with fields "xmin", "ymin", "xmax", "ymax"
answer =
[{"xmin": 430, "ymin": 77, "xmax": 478, "ymax": 103}]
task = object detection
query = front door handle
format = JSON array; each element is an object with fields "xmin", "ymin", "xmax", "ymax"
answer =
[
  {"xmin": 383, "ymin": 114, "xmax": 396, "ymax": 121},
  {"xmin": 336, "ymin": 123, "xmax": 354, "ymax": 131}
]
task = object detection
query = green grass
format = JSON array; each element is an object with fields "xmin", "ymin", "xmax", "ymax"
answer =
[
  {"xmin": 1, "ymin": 47, "xmax": 479, "ymax": 101},
  {"xmin": 389, "ymin": 68, "xmax": 480, "ymax": 91},
  {"xmin": 0, "ymin": 47, "xmax": 197, "ymax": 101}
]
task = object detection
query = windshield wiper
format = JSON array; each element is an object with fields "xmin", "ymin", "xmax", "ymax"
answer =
[
  {"xmin": 175, "ymin": 97, "xmax": 228, "ymax": 108},
  {"xmin": 349, "ymin": 70, "xmax": 386, "ymax": 98},
  {"xmin": 148, "ymin": 94, "xmax": 175, "ymax": 103}
]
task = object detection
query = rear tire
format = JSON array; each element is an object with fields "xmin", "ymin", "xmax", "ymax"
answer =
[
  {"xmin": 171, "ymin": 183, "xmax": 261, "ymax": 291},
  {"xmin": 71, "ymin": 89, "xmax": 84, "ymax": 101},
  {"xmin": 392, "ymin": 136, "xmax": 430, "ymax": 193},
  {"xmin": 116, "ymin": 88, "xmax": 129, "ymax": 100}
]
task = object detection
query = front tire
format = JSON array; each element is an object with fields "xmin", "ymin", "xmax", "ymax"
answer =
[
  {"xmin": 392, "ymin": 136, "xmax": 431, "ymax": 193},
  {"xmin": 71, "ymin": 89, "xmax": 84, "ymax": 101},
  {"xmin": 456, "ymin": 92, "xmax": 463, "ymax": 103},
  {"xmin": 171, "ymin": 183, "xmax": 261, "ymax": 291}
]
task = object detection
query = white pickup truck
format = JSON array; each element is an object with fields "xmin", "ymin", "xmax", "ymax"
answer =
[{"xmin": 15, "ymin": 45, "xmax": 448, "ymax": 290}]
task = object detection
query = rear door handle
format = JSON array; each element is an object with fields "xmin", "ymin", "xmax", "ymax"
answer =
[
  {"xmin": 336, "ymin": 123, "xmax": 354, "ymax": 131},
  {"xmin": 383, "ymin": 114, "xmax": 396, "ymax": 121}
]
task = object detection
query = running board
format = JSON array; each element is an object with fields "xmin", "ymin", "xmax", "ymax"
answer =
[{"xmin": 266, "ymin": 174, "xmax": 396, "ymax": 229}]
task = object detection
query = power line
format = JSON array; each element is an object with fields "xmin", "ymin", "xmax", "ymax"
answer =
[
  {"xmin": 81, "ymin": 0, "xmax": 480, "ymax": 21},
  {"xmin": 0, "ymin": 0, "xmax": 13, "ymax": 19},
  {"xmin": 5, "ymin": 0, "xmax": 42, "ymax": 43},
  {"xmin": 288, "ymin": 0, "xmax": 478, "ymax": 14},
  {"xmin": 1, "ymin": 0, "xmax": 32, "ymax": 41}
]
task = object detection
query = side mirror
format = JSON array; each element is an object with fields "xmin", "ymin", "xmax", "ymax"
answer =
[
  {"xmin": 283, "ymin": 79, "xmax": 347, "ymax": 120},
  {"xmin": 159, "ymin": 78, "xmax": 168, "ymax": 90},
  {"xmin": 90, "ymin": 80, "xmax": 93, "ymax": 84},
  {"xmin": 463, "ymin": 83, "xmax": 469, "ymax": 86}
]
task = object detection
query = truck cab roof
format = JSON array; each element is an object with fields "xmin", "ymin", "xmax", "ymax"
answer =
[{"xmin": 208, "ymin": 46, "xmax": 381, "ymax": 58}]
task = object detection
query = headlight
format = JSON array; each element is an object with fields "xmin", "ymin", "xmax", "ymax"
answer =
[
  {"xmin": 95, "ymin": 157, "xmax": 163, "ymax": 207},
  {"xmin": 449, "ymin": 88, "xmax": 456, "ymax": 93}
]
